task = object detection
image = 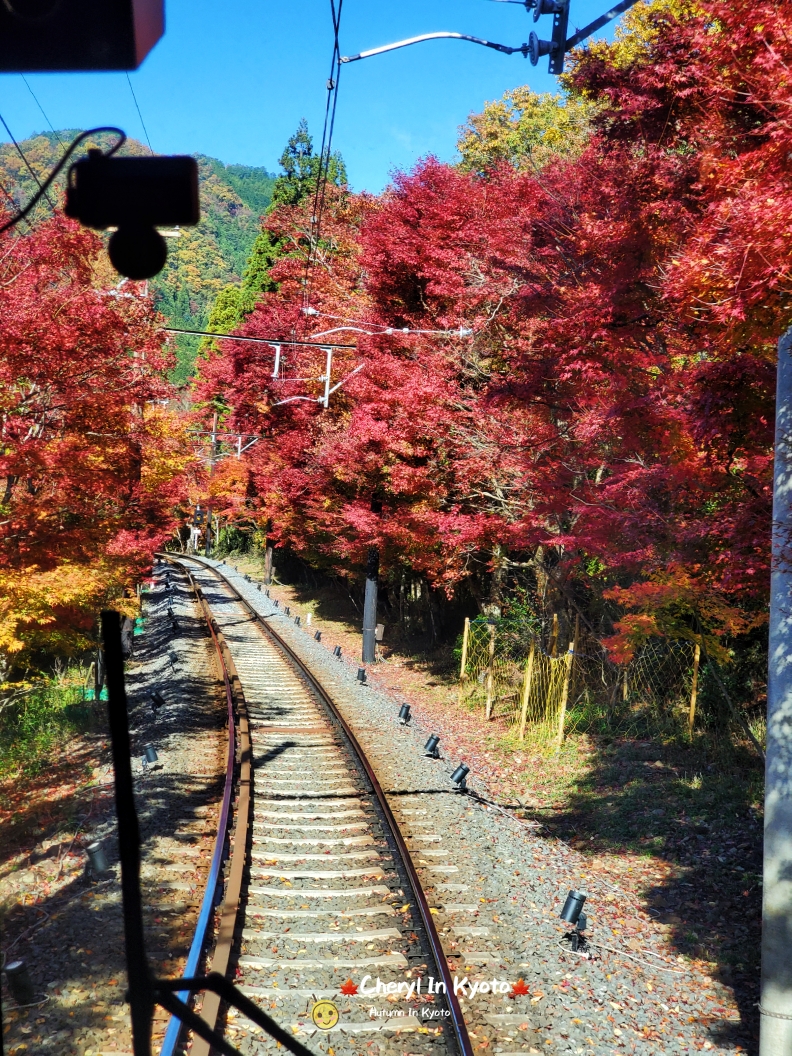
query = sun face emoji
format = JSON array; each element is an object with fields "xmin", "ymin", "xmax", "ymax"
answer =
[{"xmin": 311, "ymin": 999, "xmax": 340, "ymax": 1030}]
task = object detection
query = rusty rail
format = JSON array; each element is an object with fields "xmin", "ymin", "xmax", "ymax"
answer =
[
  {"xmin": 156, "ymin": 560, "xmax": 251, "ymax": 1055},
  {"xmin": 176, "ymin": 554, "xmax": 474, "ymax": 1056}
]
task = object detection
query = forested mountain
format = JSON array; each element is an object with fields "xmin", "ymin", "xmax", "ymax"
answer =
[
  {"xmin": 0, "ymin": 131, "xmax": 275, "ymax": 381},
  {"xmin": 202, "ymin": 119, "xmax": 347, "ymax": 343}
]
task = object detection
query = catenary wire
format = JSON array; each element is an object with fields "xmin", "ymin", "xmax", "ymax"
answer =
[
  {"xmin": 19, "ymin": 76, "xmax": 66, "ymax": 148},
  {"xmin": 125, "ymin": 73, "xmax": 154, "ymax": 154},
  {"xmin": 313, "ymin": 56, "xmax": 342, "ymax": 254},
  {"xmin": 300, "ymin": 0, "xmax": 344, "ymax": 322},
  {"xmin": 300, "ymin": 43, "xmax": 340, "ymax": 318},
  {"xmin": 162, "ymin": 326, "xmax": 357, "ymax": 350},
  {"xmin": 303, "ymin": 307, "xmax": 475, "ymax": 337},
  {"xmin": 0, "ymin": 108, "xmax": 54, "ymax": 211}
]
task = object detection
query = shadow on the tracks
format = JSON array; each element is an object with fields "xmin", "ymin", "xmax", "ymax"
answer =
[
  {"xmin": 251, "ymin": 742, "xmax": 296, "ymax": 770},
  {"xmin": 251, "ymin": 792, "xmax": 362, "ymax": 801},
  {"xmin": 0, "ymin": 566, "xmax": 229, "ymax": 1053}
]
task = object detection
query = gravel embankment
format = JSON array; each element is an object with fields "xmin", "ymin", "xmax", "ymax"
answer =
[
  {"xmin": 197, "ymin": 557, "xmax": 748, "ymax": 1056},
  {"xmin": 1, "ymin": 567, "xmax": 226, "ymax": 1056}
]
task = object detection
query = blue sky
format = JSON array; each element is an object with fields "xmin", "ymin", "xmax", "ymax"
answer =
[{"xmin": 0, "ymin": 0, "xmax": 623, "ymax": 193}]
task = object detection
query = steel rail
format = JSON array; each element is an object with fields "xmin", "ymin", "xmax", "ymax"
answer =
[
  {"xmin": 102, "ymin": 591, "xmax": 313, "ymax": 1056},
  {"xmin": 188, "ymin": 597, "xmax": 252, "ymax": 1056},
  {"xmin": 175, "ymin": 554, "xmax": 475, "ymax": 1056},
  {"xmin": 157, "ymin": 558, "xmax": 238, "ymax": 1056}
]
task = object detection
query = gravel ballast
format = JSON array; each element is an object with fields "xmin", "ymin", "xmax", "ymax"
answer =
[{"xmin": 192, "ymin": 556, "xmax": 749, "ymax": 1056}]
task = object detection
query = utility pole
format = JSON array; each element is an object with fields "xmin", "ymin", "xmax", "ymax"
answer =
[
  {"xmin": 362, "ymin": 546, "xmax": 379, "ymax": 664},
  {"xmin": 265, "ymin": 533, "xmax": 274, "ymax": 585},
  {"xmin": 205, "ymin": 412, "xmax": 218, "ymax": 558},
  {"xmin": 761, "ymin": 325, "xmax": 792, "ymax": 1055},
  {"xmin": 362, "ymin": 497, "xmax": 383, "ymax": 664}
]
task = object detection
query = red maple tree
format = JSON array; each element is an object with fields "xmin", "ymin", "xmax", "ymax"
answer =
[
  {"xmin": 0, "ymin": 215, "xmax": 185, "ymax": 667},
  {"xmin": 197, "ymin": 0, "xmax": 792, "ymax": 654}
]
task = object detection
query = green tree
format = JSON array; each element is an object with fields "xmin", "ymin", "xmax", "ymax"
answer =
[
  {"xmin": 271, "ymin": 117, "xmax": 347, "ymax": 208},
  {"xmin": 457, "ymin": 89, "xmax": 594, "ymax": 175},
  {"xmin": 203, "ymin": 119, "xmax": 347, "ymax": 342}
]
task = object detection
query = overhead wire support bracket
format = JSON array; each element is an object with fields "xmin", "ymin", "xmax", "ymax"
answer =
[
  {"xmin": 341, "ymin": 31, "xmax": 530, "ymax": 63},
  {"xmin": 272, "ymin": 364, "xmax": 364, "ymax": 407},
  {"xmin": 339, "ymin": 0, "xmax": 642, "ymax": 73},
  {"xmin": 320, "ymin": 346, "xmax": 333, "ymax": 408},
  {"xmin": 564, "ymin": 0, "xmax": 640, "ymax": 50}
]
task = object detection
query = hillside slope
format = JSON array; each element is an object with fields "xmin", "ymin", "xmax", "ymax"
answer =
[{"xmin": 0, "ymin": 131, "xmax": 274, "ymax": 381}]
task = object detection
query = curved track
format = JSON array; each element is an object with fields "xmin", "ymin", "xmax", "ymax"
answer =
[{"xmin": 161, "ymin": 554, "xmax": 473, "ymax": 1056}]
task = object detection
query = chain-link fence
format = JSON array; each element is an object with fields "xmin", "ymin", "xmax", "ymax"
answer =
[{"xmin": 458, "ymin": 616, "xmax": 713, "ymax": 751}]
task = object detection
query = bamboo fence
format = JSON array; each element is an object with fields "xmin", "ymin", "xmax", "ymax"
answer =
[{"xmin": 457, "ymin": 615, "xmax": 703, "ymax": 751}]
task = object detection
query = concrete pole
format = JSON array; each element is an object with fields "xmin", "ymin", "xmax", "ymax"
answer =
[
  {"xmin": 761, "ymin": 325, "xmax": 792, "ymax": 1055},
  {"xmin": 265, "ymin": 542, "xmax": 273, "ymax": 585},
  {"xmin": 205, "ymin": 412, "xmax": 218, "ymax": 558},
  {"xmin": 362, "ymin": 546, "xmax": 379, "ymax": 664}
]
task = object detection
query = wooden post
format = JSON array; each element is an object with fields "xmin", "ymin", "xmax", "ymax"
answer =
[
  {"xmin": 94, "ymin": 647, "xmax": 104, "ymax": 702},
  {"xmin": 518, "ymin": 641, "xmax": 537, "ymax": 741},
  {"xmin": 555, "ymin": 644, "xmax": 574, "ymax": 749},
  {"xmin": 623, "ymin": 668, "xmax": 629, "ymax": 702},
  {"xmin": 688, "ymin": 641, "xmax": 701, "ymax": 736},
  {"xmin": 459, "ymin": 617, "xmax": 470, "ymax": 680},
  {"xmin": 84, "ymin": 661, "xmax": 95, "ymax": 700},
  {"xmin": 484, "ymin": 621, "xmax": 496, "ymax": 720},
  {"xmin": 555, "ymin": 616, "xmax": 579, "ymax": 750},
  {"xmin": 457, "ymin": 617, "xmax": 470, "ymax": 706},
  {"xmin": 550, "ymin": 612, "xmax": 559, "ymax": 657}
]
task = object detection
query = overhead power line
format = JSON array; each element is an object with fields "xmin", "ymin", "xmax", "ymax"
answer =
[
  {"xmin": 0, "ymin": 108, "xmax": 54, "ymax": 211},
  {"xmin": 300, "ymin": 0, "xmax": 344, "ymax": 322},
  {"xmin": 162, "ymin": 326, "xmax": 358, "ymax": 350},
  {"xmin": 19, "ymin": 76, "xmax": 65, "ymax": 148},
  {"xmin": 125, "ymin": 73, "xmax": 154, "ymax": 154}
]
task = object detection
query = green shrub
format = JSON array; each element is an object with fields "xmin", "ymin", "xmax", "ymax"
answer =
[{"xmin": 0, "ymin": 674, "xmax": 95, "ymax": 777}]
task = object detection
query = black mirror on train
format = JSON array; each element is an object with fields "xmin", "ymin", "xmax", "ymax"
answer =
[
  {"xmin": 398, "ymin": 703, "xmax": 411, "ymax": 725},
  {"xmin": 0, "ymin": 0, "xmax": 164, "ymax": 72},
  {"xmin": 64, "ymin": 153, "xmax": 200, "ymax": 279}
]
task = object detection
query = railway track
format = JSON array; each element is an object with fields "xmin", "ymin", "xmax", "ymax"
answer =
[{"xmin": 160, "ymin": 554, "xmax": 473, "ymax": 1056}]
